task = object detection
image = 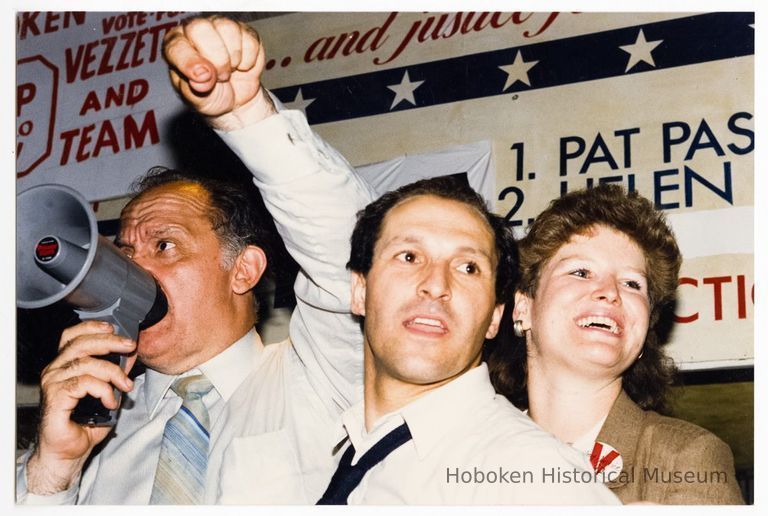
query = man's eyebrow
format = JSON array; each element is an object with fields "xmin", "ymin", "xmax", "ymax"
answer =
[
  {"xmin": 455, "ymin": 245, "xmax": 494, "ymax": 261},
  {"xmin": 378, "ymin": 234, "xmax": 432, "ymax": 252},
  {"xmin": 148, "ymin": 226, "xmax": 186, "ymax": 238},
  {"xmin": 380, "ymin": 235, "xmax": 494, "ymax": 261},
  {"xmin": 114, "ymin": 226, "xmax": 187, "ymax": 247},
  {"xmin": 382, "ymin": 235, "xmax": 421, "ymax": 246}
]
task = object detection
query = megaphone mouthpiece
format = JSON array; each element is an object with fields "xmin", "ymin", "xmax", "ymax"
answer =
[{"xmin": 140, "ymin": 286, "xmax": 168, "ymax": 331}]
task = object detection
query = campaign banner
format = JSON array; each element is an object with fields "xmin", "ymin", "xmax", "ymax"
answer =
[
  {"xmin": 15, "ymin": 11, "xmax": 754, "ymax": 369},
  {"xmin": 16, "ymin": 11, "xmax": 196, "ymax": 200},
  {"xmin": 250, "ymin": 11, "xmax": 754, "ymax": 369}
]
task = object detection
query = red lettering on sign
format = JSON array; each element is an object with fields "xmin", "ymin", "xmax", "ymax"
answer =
[
  {"xmin": 676, "ymin": 277, "xmax": 699, "ymax": 323},
  {"xmin": 63, "ymin": 22, "xmax": 178, "ymax": 84},
  {"xmin": 302, "ymin": 12, "xmax": 571, "ymax": 68},
  {"xmin": 17, "ymin": 12, "xmax": 86, "ymax": 40},
  {"xmin": 79, "ymin": 79, "xmax": 150, "ymax": 115},
  {"xmin": 16, "ymin": 55, "xmax": 59, "ymax": 178},
  {"xmin": 101, "ymin": 12, "xmax": 149, "ymax": 35},
  {"xmin": 16, "ymin": 83, "xmax": 36, "ymax": 117},
  {"xmin": 676, "ymin": 274, "xmax": 754, "ymax": 323},
  {"xmin": 521, "ymin": 12, "xmax": 563, "ymax": 37},
  {"xmin": 703, "ymin": 276, "xmax": 731, "ymax": 321},
  {"xmin": 737, "ymin": 275, "xmax": 747, "ymax": 319},
  {"xmin": 306, "ymin": 12, "xmax": 397, "ymax": 63},
  {"xmin": 93, "ymin": 120, "xmax": 120, "ymax": 158},
  {"xmin": 372, "ymin": 12, "xmax": 570, "ymax": 66},
  {"xmin": 58, "ymin": 110, "xmax": 160, "ymax": 165},
  {"xmin": 124, "ymin": 110, "xmax": 159, "ymax": 150},
  {"xmin": 79, "ymin": 90, "xmax": 101, "ymax": 115}
]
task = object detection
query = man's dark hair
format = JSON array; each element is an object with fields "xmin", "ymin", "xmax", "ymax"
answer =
[
  {"xmin": 347, "ymin": 175, "xmax": 519, "ymax": 304},
  {"xmin": 126, "ymin": 166, "xmax": 273, "ymax": 273}
]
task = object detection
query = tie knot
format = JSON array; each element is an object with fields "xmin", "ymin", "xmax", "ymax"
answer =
[{"xmin": 172, "ymin": 375, "xmax": 214, "ymax": 401}]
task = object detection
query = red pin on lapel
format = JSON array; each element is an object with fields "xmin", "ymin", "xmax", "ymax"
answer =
[{"xmin": 589, "ymin": 441, "xmax": 623, "ymax": 481}]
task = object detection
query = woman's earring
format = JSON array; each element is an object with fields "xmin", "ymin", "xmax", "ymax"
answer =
[
  {"xmin": 513, "ymin": 320, "xmax": 524, "ymax": 338},
  {"xmin": 637, "ymin": 350, "xmax": 644, "ymax": 360}
]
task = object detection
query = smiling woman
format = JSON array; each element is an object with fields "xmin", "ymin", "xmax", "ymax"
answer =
[
  {"xmin": 519, "ymin": 226, "xmax": 651, "ymax": 384},
  {"xmin": 488, "ymin": 184, "xmax": 744, "ymax": 505}
]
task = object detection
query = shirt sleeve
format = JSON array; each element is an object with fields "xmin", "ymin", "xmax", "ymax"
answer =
[
  {"xmin": 216, "ymin": 108, "xmax": 374, "ymax": 412},
  {"xmin": 15, "ymin": 449, "xmax": 79, "ymax": 505}
]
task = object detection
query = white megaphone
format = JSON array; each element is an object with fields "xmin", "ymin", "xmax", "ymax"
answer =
[{"xmin": 17, "ymin": 184, "xmax": 167, "ymax": 426}]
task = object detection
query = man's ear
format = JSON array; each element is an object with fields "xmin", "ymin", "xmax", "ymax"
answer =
[
  {"xmin": 350, "ymin": 271, "xmax": 367, "ymax": 317},
  {"xmin": 512, "ymin": 290, "xmax": 532, "ymax": 330},
  {"xmin": 231, "ymin": 245, "xmax": 268, "ymax": 295},
  {"xmin": 484, "ymin": 303, "xmax": 505, "ymax": 339}
]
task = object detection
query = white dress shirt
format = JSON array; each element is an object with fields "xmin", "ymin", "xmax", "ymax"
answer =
[
  {"xmin": 338, "ymin": 364, "xmax": 621, "ymax": 505},
  {"xmin": 571, "ymin": 416, "xmax": 608, "ymax": 454},
  {"xmin": 16, "ymin": 109, "xmax": 374, "ymax": 504}
]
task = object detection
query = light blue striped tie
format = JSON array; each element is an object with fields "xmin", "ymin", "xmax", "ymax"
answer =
[{"xmin": 150, "ymin": 375, "xmax": 214, "ymax": 504}]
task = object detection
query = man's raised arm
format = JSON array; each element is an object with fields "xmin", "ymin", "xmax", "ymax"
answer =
[{"xmin": 163, "ymin": 16, "xmax": 373, "ymax": 410}]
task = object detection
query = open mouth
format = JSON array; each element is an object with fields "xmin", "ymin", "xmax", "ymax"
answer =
[
  {"xmin": 404, "ymin": 316, "xmax": 448, "ymax": 335},
  {"xmin": 576, "ymin": 315, "xmax": 621, "ymax": 335}
]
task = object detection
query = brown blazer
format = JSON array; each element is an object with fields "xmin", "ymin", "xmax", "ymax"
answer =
[{"xmin": 596, "ymin": 390, "xmax": 743, "ymax": 504}]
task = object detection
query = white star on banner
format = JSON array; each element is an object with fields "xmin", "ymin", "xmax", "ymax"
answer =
[
  {"xmin": 387, "ymin": 71, "xmax": 425, "ymax": 109},
  {"xmin": 619, "ymin": 29, "xmax": 663, "ymax": 73},
  {"xmin": 498, "ymin": 50, "xmax": 539, "ymax": 90},
  {"xmin": 283, "ymin": 88, "xmax": 315, "ymax": 115}
]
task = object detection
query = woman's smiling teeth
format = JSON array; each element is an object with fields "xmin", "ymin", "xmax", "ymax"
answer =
[{"xmin": 576, "ymin": 315, "xmax": 621, "ymax": 335}]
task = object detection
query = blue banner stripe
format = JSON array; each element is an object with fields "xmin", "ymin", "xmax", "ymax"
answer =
[{"xmin": 273, "ymin": 12, "xmax": 753, "ymax": 125}]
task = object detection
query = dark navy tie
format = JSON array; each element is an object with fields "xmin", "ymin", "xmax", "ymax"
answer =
[{"xmin": 317, "ymin": 422, "xmax": 412, "ymax": 504}]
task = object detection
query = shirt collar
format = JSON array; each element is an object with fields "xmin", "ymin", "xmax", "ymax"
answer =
[
  {"xmin": 340, "ymin": 398, "xmax": 407, "ymax": 460},
  {"xmin": 339, "ymin": 399, "xmax": 367, "ymax": 456},
  {"xmin": 571, "ymin": 414, "xmax": 609, "ymax": 453},
  {"xmin": 339, "ymin": 363, "xmax": 495, "ymax": 461},
  {"xmin": 144, "ymin": 328, "xmax": 265, "ymax": 418},
  {"xmin": 401, "ymin": 363, "xmax": 494, "ymax": 459}
]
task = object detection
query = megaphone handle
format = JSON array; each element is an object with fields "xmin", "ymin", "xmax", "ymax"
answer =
[
  {"xmin": 70, "ymin": 359, "xmax": 123, "ymax": 426},
  {"xmin": 72, "ymin": 308, "xmax": 137, "ymax": 427}
]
